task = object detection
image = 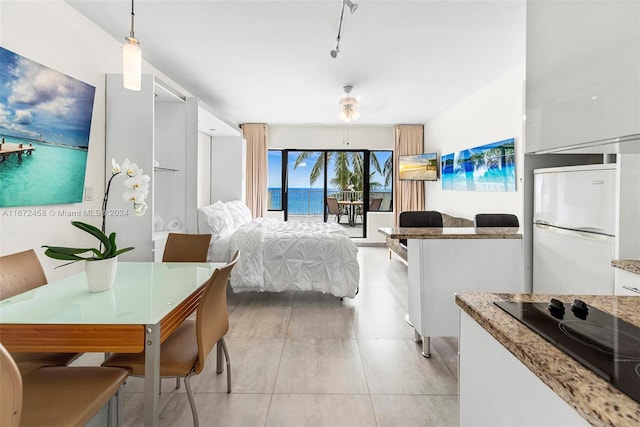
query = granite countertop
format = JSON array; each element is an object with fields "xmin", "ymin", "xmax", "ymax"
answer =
[
  {"xmin": 377, "ymin": 226, "xmax": 522, "ymax": 240},
  {"xmin": 612, "ymin": 259, "xmax": 640, "ymax": 275},
  {"xmin": 456, "ymin": 292, "xmax": 640, "ymax": 426}
]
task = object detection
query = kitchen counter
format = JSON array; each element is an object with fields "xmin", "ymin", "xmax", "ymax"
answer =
[
  {"xmin": 378, "ymin": 226, "xmax": 521, "ymax": 240},
  {"xmin": 456, "ymin": 292, "xmax": 640, "ymax": 426},
  {"xmin": 612, "ymin": 259, "xmax": 640, "ymax": 275}
]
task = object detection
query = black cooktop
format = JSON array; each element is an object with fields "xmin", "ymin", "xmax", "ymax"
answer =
[{"xmin": 494, "ymin": 299, "xmax": 640, "ymax": 404}]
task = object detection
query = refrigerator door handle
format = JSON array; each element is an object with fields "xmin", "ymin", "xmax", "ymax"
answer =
[{"xmin": 534, "ymin": 223, "xmax": 614, "ymax": 240}]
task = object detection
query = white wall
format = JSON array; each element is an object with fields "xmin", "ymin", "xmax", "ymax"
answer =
[
  {"xmin": 423, "ymin": 68, "xmax": 526, "ymax": 223},
  {"xmin": 269, "ymin": 125, "xmax": 394, "ymax": 151},
  {"xmin": 0, "ymin": 1, "xmax": 191, "ymax": 280}
]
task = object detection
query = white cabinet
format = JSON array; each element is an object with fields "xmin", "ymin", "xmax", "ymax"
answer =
[
  {"xmin": 459, "ymin": 310, "xmax": 589, "ymax": 426},
  {"xmin": 106, "ymin": 74, "xmax": 187, "ymax": 261},
  {"xmin": 525, "ymin": 1, "xmax": 640, "ymax": 153},
  {"xmin": 615, "ymin": 268, "xmax": 640, "ymax": 296},
  {"xmin": 407, "ymin": 234, "xmax": 525, "ymax": 356}
]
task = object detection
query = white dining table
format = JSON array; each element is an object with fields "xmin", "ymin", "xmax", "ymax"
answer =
[{"xmin": 0, "ymin": 261, "xmax": 225, "ymax": 426}]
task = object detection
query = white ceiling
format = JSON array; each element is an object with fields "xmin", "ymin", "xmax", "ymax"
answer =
[{"xmin": 67, "ymin": 0, "xmax": 526, "ymax": 127}]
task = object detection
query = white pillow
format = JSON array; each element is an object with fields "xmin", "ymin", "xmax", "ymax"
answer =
[
  {"xmin": 197, "ymin": 201, "xmax": 234, "ymax": 239},
  {"xmin": 225, "ymin": 200, "xmax": 252, "ymax": 229}
]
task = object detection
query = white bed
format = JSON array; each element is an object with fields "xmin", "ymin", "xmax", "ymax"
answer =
[{"xmin": 198, "ymin": 201, "xmax": 360, "ymax": 298}]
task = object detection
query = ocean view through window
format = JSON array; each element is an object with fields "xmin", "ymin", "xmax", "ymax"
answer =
[{"xmin": 268, "ymin": 149, "xmax": 392, "ymax": 216}]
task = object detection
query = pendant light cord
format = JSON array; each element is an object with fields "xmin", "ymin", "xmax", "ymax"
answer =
[{"xmin": 129, "ymin": 0, "xmax": 136, "ymax": 39}]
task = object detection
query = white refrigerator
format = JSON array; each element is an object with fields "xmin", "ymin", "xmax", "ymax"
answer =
[{"xmin": 533, "ymin": 164, "xmax": 616, "ymax": 295}]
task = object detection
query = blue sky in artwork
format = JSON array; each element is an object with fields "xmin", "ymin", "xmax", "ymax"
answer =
[{"xmin": 0, "ymin": 47, "xmax": 95, "ymax": 147}]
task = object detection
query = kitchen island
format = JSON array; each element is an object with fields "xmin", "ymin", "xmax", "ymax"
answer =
[
  {"xmin": 378, "ymin": 226, "xmax": 525, "ymax": 357},
  {"xmin": 457, "ymin": 292, "xmax": 640, "ymax": 426}
]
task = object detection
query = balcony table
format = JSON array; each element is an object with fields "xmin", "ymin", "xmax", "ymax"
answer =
[
  {"xmin": 0, "ymin": 261, "xmax": 225, "ymax": 426},
  {"xmin": 337, "ymin": 200, "xmax": 363, "ymax": 226}
]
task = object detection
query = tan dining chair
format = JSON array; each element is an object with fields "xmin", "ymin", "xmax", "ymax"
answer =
[
  {"xmin": 161, "ymin": 232, "xmax": 212, "ymax": 390},
  {"xmin": 102, "ymin": 251, "xmax": 239, "ymax": 427},
  {"xmin": 0, "ymin": 343, "xmax": 128, "ymax": 427},
  {"xmin": 162, "ymin": 233, "xmax": 212, "ymax": 262},
  {"xmin": 0, "ymin": 249, "xmax": 80, "ymax": 374},
  {"xmin": 327, "ymin": 198, "xmax": 343, "ymax": 223}
]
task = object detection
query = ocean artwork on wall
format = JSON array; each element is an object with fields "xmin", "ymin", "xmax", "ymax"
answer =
[
  {"xmin": 0, "ymin": 46, "xmax": 96, "ymax": 207},
  {"xmin": 441, "ymin": 138, "xmax": 516, "ymax": 192}
]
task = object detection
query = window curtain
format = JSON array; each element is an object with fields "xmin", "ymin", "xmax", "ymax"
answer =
[
  {"xmin": 393, "ymin": 124, "xmax": 425, "ymax": 226},
  {"xmin": 241, "ymin": 123, "xmax": 268, "ymax": 218}
]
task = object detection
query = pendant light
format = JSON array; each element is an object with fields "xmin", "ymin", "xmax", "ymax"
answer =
[{"xmin": 123, "ymin": 0, "xmax": 141, "ymax": 91}]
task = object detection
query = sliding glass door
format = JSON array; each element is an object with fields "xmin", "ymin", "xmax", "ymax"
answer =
[{"xmin": 268, "ymin": 149, "xmax": 393, "ymax": 238}]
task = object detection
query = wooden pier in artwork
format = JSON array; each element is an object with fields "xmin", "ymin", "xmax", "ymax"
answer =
[{"xmin": 0, "ymin": 142, "xmax": 36, "ymax": 162}]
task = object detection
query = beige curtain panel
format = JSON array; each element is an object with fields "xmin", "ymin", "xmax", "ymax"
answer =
[
  {"xmin": 393, "ymin": 124, "xmax": 425, "ymax": 226},
  {"xmin": 241, "ymin": 123, "xmax": 268, "ymax": 218}
]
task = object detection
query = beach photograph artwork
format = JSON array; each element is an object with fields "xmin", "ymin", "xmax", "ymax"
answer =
[
  {"xmin": 398, "ymin": 153, "xmax": 438, "ymax": 181},
  {"xmin": 0, "ymin": 46, "xmax": 95, "ymax": 207},
  {"xmin": 441, "ymin": 138, "xmax": 516, "ymax": 192}
]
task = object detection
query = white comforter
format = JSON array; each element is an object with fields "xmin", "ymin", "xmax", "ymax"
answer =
[{"xmin": 211, "ymin": 218, "xmax": 359, "ymax": 298}]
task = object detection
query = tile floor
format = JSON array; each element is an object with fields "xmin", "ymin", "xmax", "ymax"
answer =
[{"xmin": 83, "ymin": 246, "xmax": 458, "ymax": 426}]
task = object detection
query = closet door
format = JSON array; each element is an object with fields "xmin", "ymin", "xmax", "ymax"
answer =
[{"xmin": 197, "ymin": 131, "xmax": 212, "ymax": 209}]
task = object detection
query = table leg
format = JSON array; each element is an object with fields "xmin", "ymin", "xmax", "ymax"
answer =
[{"xmin": 144, "ymin": 323, "xmax": 161, "ymax": 426}]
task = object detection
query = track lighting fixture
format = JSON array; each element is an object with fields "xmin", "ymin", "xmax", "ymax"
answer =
[
  {"xmin": 123, "ymin": 0, "xmax": 141, "ymax": 90},
  {"xmin": 330, "ymin": 0, "xmax": 358, "ymax": 58},
  {"xmin": 344, "ymin": 0, "xmax": 358, "ymax": 14}
]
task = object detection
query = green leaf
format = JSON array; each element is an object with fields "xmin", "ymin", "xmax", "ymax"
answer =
[
  {"xmin": 113, "ymin": 247, "xmax": 135, "ymax": 257},
  {"xmin": 41, "ymin": 246, "xmax": 95, "ymax": 255},
  {"xmin": 72, "ymin": 221, "xmax": 112, "ymax": 256},
  {"xmin": 42, "ymin": 248, "xmax": 85, "ymax": 261}
]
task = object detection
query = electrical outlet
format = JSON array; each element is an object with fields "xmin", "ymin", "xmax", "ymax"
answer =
[{"xmin": 85, "ymin": 186, "xmax": 93, "ymax": 201}]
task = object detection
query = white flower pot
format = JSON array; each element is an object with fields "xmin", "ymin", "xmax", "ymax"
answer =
[{"xmin": 85, "ymin": 256, "xmax": 118, "ymax": 292}]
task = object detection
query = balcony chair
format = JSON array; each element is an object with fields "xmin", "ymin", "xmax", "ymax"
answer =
[
  {"xmin": 0, "ymin": 250, "xmax": 80, "ymax": 374},
  {"xmin": 355, "ymin": 197, "xmax": 383, "ymax": 223},
  {"xmin": 102, "ymin": 252, "xmax": 239, "ymax": 427},
  {"xmin": 327, "ymin": 197, "xmax": 343, "ymax": 223},
  {"xmin": 162, "ymin": 233, "xmax": 212, "ymax": 262},
  {"xmin": 474, "ymin": 213, "xmax": 519, "ymax": 227},
  {"xmin": 0, "ymin": 343, "xmax": 128, "ymax": 427}
]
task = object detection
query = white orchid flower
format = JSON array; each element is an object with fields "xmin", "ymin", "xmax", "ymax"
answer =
[
  {"xmin": 133, "ymin": 200, "xmax": 148, "ymax": 216},
  {"xmin": 122, "ymin": 188, "xmax": 145, "ymax": 204},
  {"xmin": 121, "ymin": 158, "xmax": 141, "ymax": 177},
  {"xmin": 124, "ymin": 174, "xmax": 150, "ymax": 198},
  {"xmin": 111, "ymin": 158, "xmax": 121, "ymax": 175}
]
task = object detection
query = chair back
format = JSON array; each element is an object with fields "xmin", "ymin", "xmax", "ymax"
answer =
[
  {"xmin": 475, "ymin": 213, "xmax": 519, "ymax": 228},
  {"xmin": 327, "ymin": 198, "xmax": 340, "ymax": 215},
  {"xmin": 0, "ymin": 344, "xmax": 22, "ymax": 427},
  {"xmin": 162, "ymin": 233, "xmax": 212, "ymax": 262},
  {"xmin": 0, "ymin": 249, "xmax": 47, "ymax": 300},
  {"xmin": 398, "ymin": 211, "xmax": 443, "ymax": 245},
  {"xmin": 369, "ymin": 198, "xmax": 383, "ymax": 211},
  {"xmin": 194, "ymin": 251, "xmax": 239, "ymax": 374}
]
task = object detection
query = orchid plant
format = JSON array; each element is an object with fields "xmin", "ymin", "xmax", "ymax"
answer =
[{"xmin": 43, "ymin": 158, "xmax": 150, "ymax": 264}]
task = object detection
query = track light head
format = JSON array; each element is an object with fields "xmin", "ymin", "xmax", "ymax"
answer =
[{"xmin": 345, "ymin": 0, "xmax": 358, "ymax": 14}]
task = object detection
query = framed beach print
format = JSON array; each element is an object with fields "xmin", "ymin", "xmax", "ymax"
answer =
[
  {"xmin": 398, "ymin": 153, "xmax": 438, "ymax": 181},
  {"xmin": 0, "ymin": 46, "xmax": 96, "ymax": 207},
  {"xmin": 441, "ymin": 138, "xmax": 516, "ymax": 192}
]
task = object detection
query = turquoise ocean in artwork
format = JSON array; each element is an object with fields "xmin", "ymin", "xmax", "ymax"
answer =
[
  {"xmin": 441, "ymin": 138, "xmax": 516, "ymax": 192},
  {"xmin": 0, "ymin": 135, "xmax": 88, "ymax": 207}
]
